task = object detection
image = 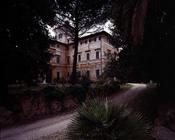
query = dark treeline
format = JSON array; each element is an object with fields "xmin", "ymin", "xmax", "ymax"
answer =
[{"xmin": 111, "ymin": 0, "xmax": 175, "ymax": 97}]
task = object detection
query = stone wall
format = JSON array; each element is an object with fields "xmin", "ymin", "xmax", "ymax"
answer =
[{"xmin": 0, "ymin": 91, "xmax": 77, "ymax": 128}]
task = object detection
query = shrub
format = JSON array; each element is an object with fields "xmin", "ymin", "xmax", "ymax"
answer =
[
  {"xmin": 67, "ymin": 84, "xmax": 87, "ymax": 104},
  {"xmin": 42, "ymin": 86, "xmax": 65, "ymax": 102},
  {"xmin": 66, "ymin": 98, "xmax": 152, "ymax": 140},
  {"xmin": 78, "ymin": 75, "xmax": 92, "ymax": 90},
  {"xmin": 105, "ymin": 80, "xmax": 120, "ymax": 93},
  {"xmin": 90, "ymin": 80, "xmax": 120, "ymax": 97},
  {"xmin": 91, "ymin": 84, "xmax": 106, "ymax": 97}
]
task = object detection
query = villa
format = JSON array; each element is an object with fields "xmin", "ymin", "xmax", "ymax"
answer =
[{"xmin": 48, "ymin": 28, "xmax": 119, "ymax": 82}]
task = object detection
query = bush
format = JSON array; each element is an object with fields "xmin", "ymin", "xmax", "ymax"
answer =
[
  {"xmin": 78, "ymin": 75, "xmax": 92, "ymax": 90},
  {"xmin": 106, "ymin": 80, "xmax": 120, "ymax": 93},
  {"xmin": 66, "ymin": 98, "xmax": 152, "ymax": 140},
  {"xmin": 42, "ymin": 86, "xmax": 65, "ymax": 102},
  {"xmin": 66, "ymin": 84, "xmax": 87, "ymax": 104},
  {"xmin": 90, "ymin": 80, "xmax": 120, "ymax": 97},
  {"xmin": 91, "ymin": 84, "xmax": 106, "ymax": 97}
]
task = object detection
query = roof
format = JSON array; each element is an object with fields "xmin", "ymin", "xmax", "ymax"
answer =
[
  {"xmin": 49, "ymin": 31, "xmax": 112, "ymax": 46},
  {"xmin": 79, "ymin": 31, "xmax": 112, "ymax": 40},
  {"xmin": 48, "ymin": 38, "xmax": 69, "ymax": 46},
  {"xmin": 68, "ymin": 31, "xmax": 112, "ymax": 45}
]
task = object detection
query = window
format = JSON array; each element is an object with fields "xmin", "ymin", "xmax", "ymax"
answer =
[
  {"xmin": 56, "ymin": 55, "xmax": 60, "ymax": 63},
  {"xmin": 84, "ymin": 40, "xmax": 87, "ymax": 44},
  {"xmin": 67, "ymin": 56, "xmax": 70, "ymax": 64},
  {"xmin": 94, "ymin": 38, "xmax": 96, "ymax": 42},
  {"xmin": 96, "ymin": 51, "xmax": 100, "ymax": 59},
  {"xmin": 89, "ymin": 39, "xmax": 91, "ymax": 43},
  {"xmin": 86, "ymin": 70, "xmax": 90, "ymax": 77},
  {"xmin": 58, "ymin": 33, "xmax": 63, "ymax": 39},
  {"xmin": 96, "ymin": 69, "xmax": 100, "ymax": 78},
  {"xmin": 57, "ymin": 72, "xmax": 60, "ymax": 80},
  {"xmin": 99, "ymin": 36, "xmax": 101, "ymax": 40},
  {"xmin": 86, "ymin": 53, "xmax": 90, "ymax": 60},
  {"xmin": 78, "ymin": 54, "xmax": 81, "ymax": 62}
]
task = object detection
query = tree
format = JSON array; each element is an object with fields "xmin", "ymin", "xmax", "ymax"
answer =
[
  {"xmin": 111, "ymin": 0, "xmax": 175, "ymax": 94},
  {"xmin": 111, "ymin": 0, "xmax": 150, "ymax": 46},
  {"xmin": 104, "ymin": 48, "xmax": 137, "ymax": 83},
  {"xmin": 55, "ymin": 0, "xmax": 111, "ymax": 83},
  {"xmin": 1, "ymin": 0, "xmax": 57, "ymax": 85},
  {"xmin": 142, "ymin": 0, "xmax": 175, "ymax": 94},
  {"xmin": 107, "ymin": 0, "xmax": 146, "ymax": 83}
]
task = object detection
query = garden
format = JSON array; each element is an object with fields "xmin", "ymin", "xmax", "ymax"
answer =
[{"xmin": 1, "ymin": 77, "xmax": 121, "ymax": 128}]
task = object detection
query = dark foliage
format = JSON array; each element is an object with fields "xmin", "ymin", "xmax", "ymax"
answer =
[
  {"xmin": 90, "ymin": 80, "xmax": 120, "ymax": 97},
  {"xmin": 42, "ymin": 86, "xmax": 65, "ymax": 102},
  {"xmin": 104, "ymin": 46, "xmax": 152, "ymax": 83},
  {"xmin": 111, "ymin": 0, "xmax": 175, "ymax": 98},
  {"xmin": 1, "ymin": 0, "xmax": 58, "ymax": 85},
  {"xmin": 66, "ymin": 98, "xmax": 152, "ymax": 140},
  {"xmin": 67, "ymin": 84, "xmax": 87, "ymax": 104},
  {"xmin": 142, "ymin": 0, "xmax": 175, "ymax": 96},
  {"xmin": 78, "ymin": 75, "xmax": 92, "ymax": 90},
  {"xmin": 111, "ymin": 0, "xmax": 138, "ymax": 45}
]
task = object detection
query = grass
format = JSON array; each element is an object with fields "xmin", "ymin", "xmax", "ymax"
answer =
[{"xmin": 120, "ymin": 83, "xmax": 133, "ymax": 90}]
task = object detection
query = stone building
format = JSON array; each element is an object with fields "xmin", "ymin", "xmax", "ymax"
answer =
[{"xmin": 48, "ymin": 29, "xmax": 118, "ymax": 82}]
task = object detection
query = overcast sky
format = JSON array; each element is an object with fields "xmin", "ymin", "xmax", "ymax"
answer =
[{"xmin": 47, "ymin": 20, "xmax": 113, "ymax": 37}]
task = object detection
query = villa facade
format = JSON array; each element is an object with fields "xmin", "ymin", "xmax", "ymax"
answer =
[{"xmin": 49, "ymin": 29, "xmax": 119, "ymax": 82}]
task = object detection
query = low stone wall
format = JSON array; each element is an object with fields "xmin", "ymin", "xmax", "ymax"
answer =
[{"xmin": 0, "ymin": 91, "xmax": 77, "ymax": 128}]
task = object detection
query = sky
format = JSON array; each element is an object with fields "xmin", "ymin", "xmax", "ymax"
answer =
[
  {"xmin": 47, "ymin": 20, "xmax": 113, "ymax": 38},
  {"xmin": 81, "ymin": 20, "xmax": 113, "ymax": 37}
]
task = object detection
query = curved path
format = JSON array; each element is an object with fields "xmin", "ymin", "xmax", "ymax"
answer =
[
  {"xmin": 0, "ymin": 83, "xmax": 147, "ymax": 140},
  {"xmin": 111, "ymin": 83, "xmax": 147, "ymax": 104}
]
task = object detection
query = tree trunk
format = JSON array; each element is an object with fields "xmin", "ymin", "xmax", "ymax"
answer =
[
  {"xmin": 70, "ymin": 3, "xmax": 79, "ymax": 84},
  {"xmin": 71, "ymin": 28, "xmax": 79, "ymax": 84},
  {"xmin": 131, "ymin": 0, "xmax": 150, "ymax": 46}
]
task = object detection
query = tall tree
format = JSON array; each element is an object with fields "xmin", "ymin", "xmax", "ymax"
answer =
[
  {"xmin": 111, "ymin": 0, "xmax": 150, "ymax": 46},
  {"xmin": 142, "ymin": 0, "xmax": 175, "ymax": 94},
  {"xmin": 55, "ymin": 0, "xmax": 111, "ymax": 83},
  {"xmin": 1, "ymin": 0, "xmax": 57, "ymax": 85},
  {"xmin": 111, "ymin": 0, "xmax": 175, "ymax": 94}
]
